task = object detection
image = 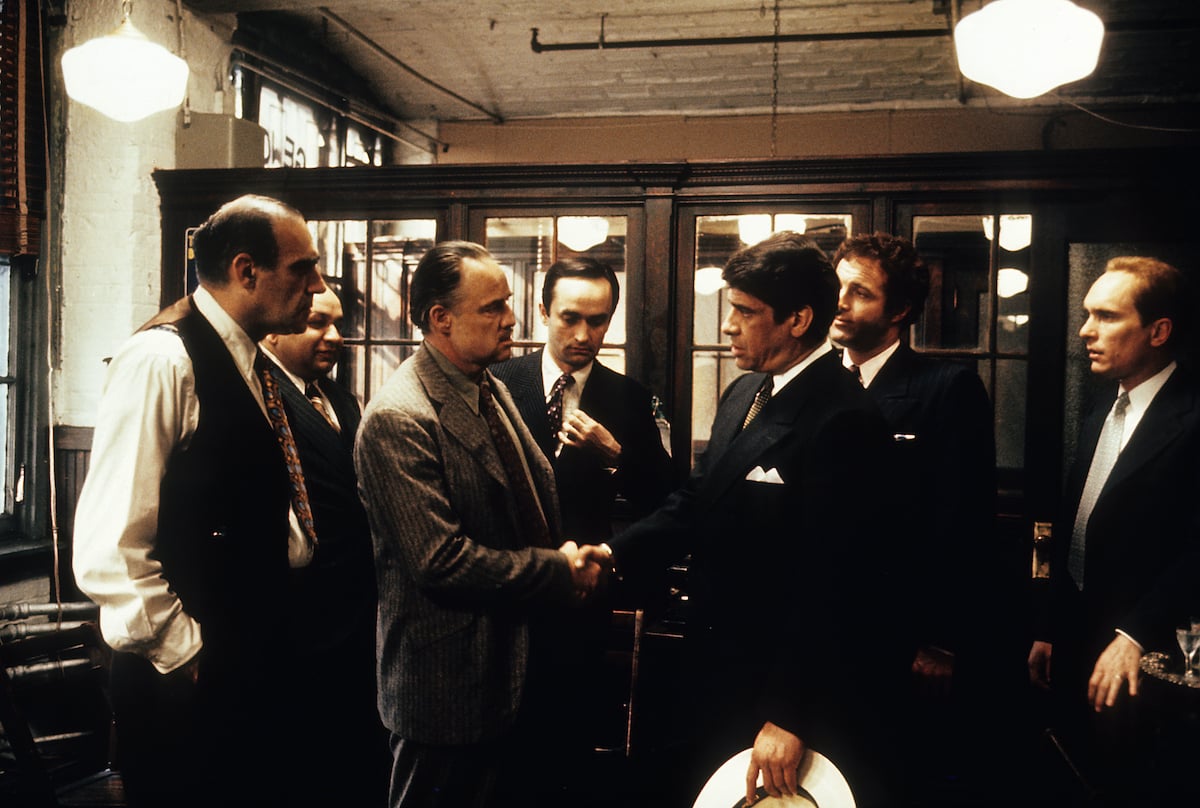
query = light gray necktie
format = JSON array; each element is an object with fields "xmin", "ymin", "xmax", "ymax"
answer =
[{"xmin": 1068, "ymin": 391, "xmax": 1130, "ymax": 590}]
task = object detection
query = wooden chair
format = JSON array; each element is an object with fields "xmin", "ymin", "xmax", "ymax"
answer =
[{"xmin": 0, "ymin": 601, "xmax": 123, "ymax": 806}]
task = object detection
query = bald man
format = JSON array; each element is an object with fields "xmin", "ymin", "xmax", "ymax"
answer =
[{"xmin": 74, "ymin": 195, "xmax": 326, "ymax": 806}]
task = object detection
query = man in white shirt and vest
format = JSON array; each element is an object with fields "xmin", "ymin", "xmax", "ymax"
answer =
[{"xmin": 74, "ymin": 194, "xmax": 325, "ymax": 806}]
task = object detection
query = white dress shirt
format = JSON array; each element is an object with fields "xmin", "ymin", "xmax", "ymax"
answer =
[
  {"xmin": 841, "ymin": 338, "xmax": 901, "ymax": 388},
  {"xmin": 73, "ymin": 287, "xmax": 309, "ymax": 675}
]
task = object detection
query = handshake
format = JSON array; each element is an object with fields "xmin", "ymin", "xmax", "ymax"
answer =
[{"xmin": 558, "ymin": 541, "xmax": 614, "ymax": 603}]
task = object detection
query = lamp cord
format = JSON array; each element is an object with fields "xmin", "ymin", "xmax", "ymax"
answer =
[{"xmin": 770, "ymin": 0, "xmax": 780, "ymax": 158}]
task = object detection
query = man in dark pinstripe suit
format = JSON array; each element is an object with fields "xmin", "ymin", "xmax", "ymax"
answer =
[
  {"xmin": 261, "ymin": 286, "xmax": 390, "ymax": 805},
  {"xmin": 355, "ymin": 242, "xmax": 607, "ymax": 808}
]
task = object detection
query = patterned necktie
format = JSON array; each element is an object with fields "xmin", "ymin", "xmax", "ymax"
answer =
[
  {"xmin": 741, "ymin": 376, "xmax": 773, "ymax": 430},
  {"xmin": 546, "ymin": 372, "xmax": 575, "ymax": 437},
  {"xmin": 306, "ymin": 381, "xmax": 339, "ymax": 432},
  {"xmin": 479, "ymin": 375, "xmax": 553, "ymax": 547},
  {"xmin": 256, "ymin": 352, "xmax": 318, "ymax": 548},
  {"xmin": 1068, "ymin": 391, "xmax": 1130, "ymax": 590}
]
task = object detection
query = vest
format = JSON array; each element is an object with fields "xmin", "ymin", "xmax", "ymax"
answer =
[{"xmin": 139, "ymin": 297, "xmax": 293, "ymax": 672}]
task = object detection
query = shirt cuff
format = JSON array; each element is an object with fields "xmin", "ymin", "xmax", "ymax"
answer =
[{"xmin": 1114, "ymin": 628, "xmax": 1144, "ymax": 653}]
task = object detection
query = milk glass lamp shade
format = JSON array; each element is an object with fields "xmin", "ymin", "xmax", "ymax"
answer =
[
  {"xmin": 61, "ymin": 15, "xmax": 189, "ymax": 122},
  {"xmin": 954, "ymin": 0, "xmax": 1105, "ymax": 99}
]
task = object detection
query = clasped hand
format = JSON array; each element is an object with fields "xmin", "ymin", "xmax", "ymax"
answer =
[
  {"xmin": 558, "ymin": 409, "xmax": 621, "ymax": 465},
  {"xmin": 558, "ymin": 541, "xmax": 612, "ymax": 602}
]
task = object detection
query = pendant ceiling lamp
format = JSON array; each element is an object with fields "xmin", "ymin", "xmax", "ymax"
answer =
[
  {"xmin": 954, "ymin": 0, "xmax": 1105, "ymax": 99},
  {"xmin": 61, "ymin": 1, "xmax": 189, "ymax": 122}
]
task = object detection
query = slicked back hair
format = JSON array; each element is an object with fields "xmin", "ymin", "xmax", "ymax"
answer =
[
  {"xmin": 410, "ymin": 241, "xmax": 495, "ymax": 332},
  {"xmin": 722, "ymin": 230, "xmax": 838, "ymax": 347},
  {"xmin": 541, "ymin": 257, "xmax": 620, "ymax": 312},
  {"xmin": 1105, "ymin": 255, "xmax": 1188, "ymax": 354}
]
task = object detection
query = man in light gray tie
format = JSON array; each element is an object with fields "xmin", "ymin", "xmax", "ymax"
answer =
[{"xmin": 1028, "ymin": 256, "xmax": 1200, "ymax": 805}]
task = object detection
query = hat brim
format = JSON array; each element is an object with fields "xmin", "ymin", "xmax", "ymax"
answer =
[{"xmin": 692, "ymin": 747, "xmax": 856, "ymax": 808}]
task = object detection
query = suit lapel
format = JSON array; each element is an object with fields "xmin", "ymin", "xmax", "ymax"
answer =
[
  {"xmin": 505, "ymin": 351, "xmax": 556, "ymax": 459},
  {"xmin": 415, "ymin": 350, "xmax": 510, "ymax": 491},
  {"xmin": 1103, "ymin": 372, "xmax": 1196, "ymax": 495},
  {"xmin": 268, "ymin": 363, "xmax": 347, "ymax": 469},
  {"xmin": 415, "ymin": 350, "xmax": 561, "ymax": 542},
  {"xmin": 696, "ymin": 363, "xmax": 819, "ymax": 503}
]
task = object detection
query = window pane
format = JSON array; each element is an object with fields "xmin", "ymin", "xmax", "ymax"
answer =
[
  {"xmin": 370, "ymin": 220, "xmax": 435, "ymax": 341},
  {"xmin": 0, "ymin": 258, "xmax": 9, "ymax": 376},
  {"xmin": 995, "ymin": 358, "xmax": 1028, "ymax": 471},
  {"xmin": 691, "ymin": 350, "xmax": 747, "ymax": 466},
  {"xmin": 994, "ymin": 215, "xmax": 1032, "ymax": 353},
  {"xmin": 912, "ymin": 216, "xmax": 990, "ymax": 350},
  {"xmin": 487, "ymin": 217, "xmax": 553, "ymax": 341}
]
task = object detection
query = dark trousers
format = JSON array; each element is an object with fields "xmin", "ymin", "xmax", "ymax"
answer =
[{"xmin": 111, "ymin": 651, "xmax": 295, "ymax": 807}]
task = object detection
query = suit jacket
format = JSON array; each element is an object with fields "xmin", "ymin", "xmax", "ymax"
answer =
[
  {"xmin": 267, "ymin": 365, "xmax": 377, "ymax": 651},
  {"xmin": 866, "ymin": 345, "xmax": 1007, "ymax": 658},
  {"xmin": 354, "ymin": 345, "xmax": 577, "ymax": 745},
  {"xmin": 491, "ymin": 349, "xmax": 675, "ymax": 544},
  {"xmin": 609, "ymin": 350, "xmax": 911, "ymax": 797},
  {"xmin": 264, "ymin": 364, "xmax": 389, "ymax": 803},
  {"xmin": 1046, "ymin": 366, "xmax": 1200, "ymax": 680}
]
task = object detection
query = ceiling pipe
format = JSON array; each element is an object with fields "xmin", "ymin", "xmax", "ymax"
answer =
[
  {"xmin": 531, "ymin": 25, "xmax": 951, "ymax": 54},
  {"xmin": 530, "ymin": 13, "xmax": 1195, "ymax": 55}
]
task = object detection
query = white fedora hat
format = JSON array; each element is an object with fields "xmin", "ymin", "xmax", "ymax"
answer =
[{"xmin": 692, "ymin": 747, "xmax": 856, "ymax": 808}]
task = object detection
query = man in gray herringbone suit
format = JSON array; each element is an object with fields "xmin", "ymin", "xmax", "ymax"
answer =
[{"xmin": 355, "ymin": 241, "xmax": 606, "ymax": 808}]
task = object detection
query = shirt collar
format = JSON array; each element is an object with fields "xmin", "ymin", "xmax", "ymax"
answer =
[
  {"xmin": 1122, "ymin": 360, "xmax": 1176, "ymax": 416},
  {"xmin": 770, "ymin": 340, "xmax": 833, "ymax": 395},
  {"xmin": 842, "ymin": 339, "xmax": 901, "ymax": 388},
  {"xmin": 424, "ymin": 341, "xmax": 485, "ymax": 415},
  {"xmin": 258, "ymin": 345, "xmax": 309, "ymax": 394},
  {"xmin": 193, "ymin": 286, "xmax": 259, "ymax": 380},
  {"xmin": 540, "ymin": 348, "xmax": 593, "ymax": 400}
]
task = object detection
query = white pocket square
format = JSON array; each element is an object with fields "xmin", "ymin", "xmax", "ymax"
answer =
[{"xmin": 745, "ymin": 465, "xmax": 785, "ymax": 484}]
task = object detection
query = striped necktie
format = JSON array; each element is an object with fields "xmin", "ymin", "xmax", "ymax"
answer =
[
  {"xmin": 479, "ymin": 375, "xmax": 552, "ymax": 547},
  {"xmin": 741, "ymin": 376, "xmax": 773, "ymax": 430},
  {"xmin": 306, "ymin": 381, "xmax": 339, "ymax": 432}
]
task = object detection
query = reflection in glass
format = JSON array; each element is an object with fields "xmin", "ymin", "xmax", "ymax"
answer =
[
  {"xmin": 311, "ymin": 219, "xmax": 436, "ymax": 403},
  {"xmin": 995, "ymin": 358, "xmax": 1028, "ymax": 470},
  {"xmin": 912, "ymin": 215, "xmax": 990, "ymax": 351},
  {"xmin": 691, "ymin": 351, "xmax": 747, "ymax": 466}
]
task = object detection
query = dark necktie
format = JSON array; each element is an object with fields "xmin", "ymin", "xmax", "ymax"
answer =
[
  {"xmin": 850, "ymin": 363, "xmax": 863, "ymax": 386},
  {"xmin": 741, "ymin": 376, "xmax": 773, "ymax": 430},
  {"xmin": 479, "ymin": 375, "xmax": 553, "ymax": 547},
  {"xmin": 1068, "ymin": 391, "xmax": 1130, "ymax": 590},
  {"xmin": 546, "ymin": 372, "xmax": 575, "ymax": 437},
  {"xmin": 306, "ymin": 381, "xmax": 339, "ymax": 432},
  {"xmin": 256, "ymin": 352, "xmax": 318, "ymax": 548}
]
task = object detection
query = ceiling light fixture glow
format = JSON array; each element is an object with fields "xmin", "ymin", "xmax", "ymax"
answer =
[
  {"xmin": 61, "ymin": 3, "xmax": 189, "ymax": 123},
  {"xmin": 954, "ymin": 0, "xmax": 1105, "ymax": 99},
  {"xmin": 557, "ymin": 217, "xmax": 610, "ymax": 252}
]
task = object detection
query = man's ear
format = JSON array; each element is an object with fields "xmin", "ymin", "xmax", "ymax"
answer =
[
  {"xmin": 538, "ymin": 302, "xmax": 549, "ymax": 324},
  {"xmin": 428, "ymin": 303, "xmax": 453, "ymax": 335},
  {"xmin": 788, "ymin": 306, "xmax": 814, "ymax": 339},
  {"xmin": 231, "ymin": 253, "xmax": 256, "ymax": 290},
  {"xmin": 889, "ymin": 304, "xmax": 911, "ymax": 328},
  {"xmin": 1149, "ymin": 317, "xmax": 1172, "ymax": 348}
]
